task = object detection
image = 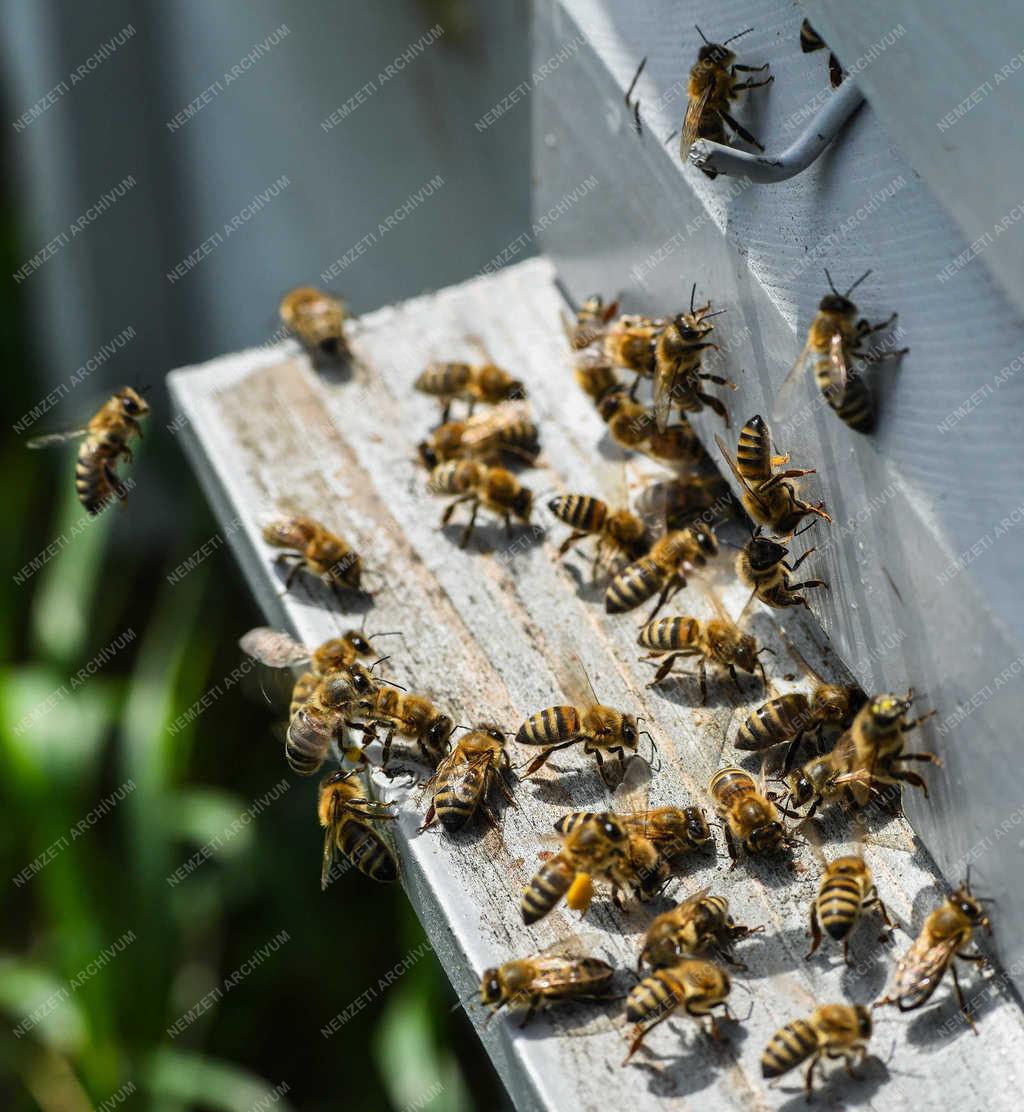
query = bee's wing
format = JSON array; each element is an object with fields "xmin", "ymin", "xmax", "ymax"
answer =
[
  {"xmin": 460, "ymin": 401, "xmax": 533, "ymax": 449},
  {"xmin": 889, "ymin": 932, "xmax": 959, "ymax": 1010},
  {"xmin": 239, "ymin": 626, "xmax": 312, "ymax": 668},
  {"xmin": 652, "ymin": 358, "xmax": 675, "ymax": 434},
  {"xmin": 769, "ymin": 338, "xmax": 814, "ymax": 422},
  {"xmin": 715, "ymin": 435, "xmax": 769, "ymax": 517},
  {"xmin": 321, "ymin": 794, "xmax": 342, "ymax": 890},
  {"xmin": 703, "ymin": 580, "xmax": 739, "ymax": 632},
  {"xmin": 26, "ymin": 428, "xmax": 89, "ymax": 449},
  {"xmin": 802, "ymin": 816, "xmax": 828, "ymax": 869},
  {"xmin": 535, "ymin": 930, "xmax": 608, "ymax": 962},
  {"xmin": 613, "ymin": 754, "xmax": 652, "ymax": 812},
  {"xmin": 556, "ymin": 652, "xmax": 601, "ymax": 710},
  {"xmin": 680, "ymin": 83, "xmax": 713, "ymax": 156},
  {"xmin": 673, "ymin": 886, "xmax": 713, "ymax": 917}
]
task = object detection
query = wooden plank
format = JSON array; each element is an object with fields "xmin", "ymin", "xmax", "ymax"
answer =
[
  {"xmin": 534, "ymin": 0, "xmax": 1024, "ymax": 1001},
  {"xmin": 168, "ymin": 258, "xmax": 1024, "ymax": 1111}
]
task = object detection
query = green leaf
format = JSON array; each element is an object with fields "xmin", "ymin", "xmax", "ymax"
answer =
[
  {"xmin": 0, "ymin": 957, "xmax": 87, "ymax": 1052},
  {"xmin": 144, "ymin": 1047, "xmax": 295, "ymax": 1111}
]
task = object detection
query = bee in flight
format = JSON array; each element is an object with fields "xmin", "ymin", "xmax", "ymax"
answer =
[
  {"xmin": 639, "ymin": 888, "xmax": 761, "ymax": 971},
  {"xmin": 427, "ymin": 460, "xmax": 533, "ymax": 549},
  {"xmin": 680, "ymin": 26, "xmax": 773, "ymax": 175},
  {"xmin": 521, "ymin": 812, "xmax": 665, "ymax": 925},
  {"xmin": 421, "ymin": 724, "xmax": 515, "ymax": 833},
  {"xmin": 417, "ymin": 402, "xmax": 540, "ymax": 470},
  {"xmin": 596, "ymin": 387, "xmax": 706, "ymax": 467},
  {"xmin": 279, "ymin": 286, "xmax": 350, "ymax": 362},
  {"xmin": 716, "ymin": 416, "xmax": 831, "ymax": 537},
  {"xmin": 761, "ymin": 1003, "xmax": 872, "ymax": 1097},
  {"xmin": 772, "ymin": 270, "xmax": 908, "ymax": 433},
  {"xmin": 877, "ymin": 878, "xmax": 992, "ymax": 1031},
  {"xmin": 516, "ymin": 655, "xmax": 651, "ymax": 786},
  {"xmin": 548, "ymin": 488, "xmax": 650, "ymax": 583},
  {"xmin": 638, "ymin": 587, "xmax": 771, "ymax": 701},
  {"xmin": 652, "ymin": 288, "xmax": 733, "ymax": 431},
  {"xmin": 28, "ymin": 386, "xmax": 150, "ymax": 515},
  {"xmin": 710, "ymin": 766, "xmax": 787, "ymax": 864},
  {"xmin": 800, "ymin": 19, "xmax": 843, "ymax": 88},
  {"xmin": 623, "ymin": 958, "xmax": 734, "ymax": 1063},
  {"xmin": 318, "ymin": 769, "xmax": 397, "ymax": 888},
  {"xmin": 605, "ymin": 522, "xmax": 718, "ymax": 619},
  {"xmin": 477, "ymin": 940, "xmax": 616, "ymax": 1027},
  {"xmin": 735, "ymin": 528, "xmax": 828, "ymax": 611},
  {"xmin": 262, "ymin": 515, "xmax": 366, "ymax": 598},
  {"xmin": 415, "ymin": 360, "xmax": 525, "ymax": 423}
]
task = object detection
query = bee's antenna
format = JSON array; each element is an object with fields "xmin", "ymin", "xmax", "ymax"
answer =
[
  {"xmin": 724, "ymin": 26, "xmax": 754, "ymax": 46},
  {"xmin": 690, "ymin": 281, "xmax": 697, "ymax": 314},
  {"xmin": 367, "ymin": 630, "xmax": 403, "ymax": 641},
  {"xmin": 136, "ymin": 384, "xmax": 154, "ymax": 396},
  {"xmin": 824, "ymin": 268, "xmax": 839, "ymax": 296},
  {"xmin": 845, "ymin": 269, "xmax": 873, "ymax": 298},
  {"xmin": 701, "ymin": 308, "xmax": 728, "ymax": 320},
  {"xmin": 694, "ymin": 24, "xmax": 711, "ymax": 45}
]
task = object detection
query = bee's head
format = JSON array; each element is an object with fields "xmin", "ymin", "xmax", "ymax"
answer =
[
  {"xmin": 345, "ymin": 631, "xmax": 373, "ymax": 657},
  {"xmin": 697, "ymin": 42, "xmax": 735, "ymax": 67},
  {"xmin": 479, "ymin": 969, "xmax": 503, "ymax": 1005},
  {"xmin": 746, "ymin": 535, "xmax": 787, "ymax": 572},
  {"xmin": 854, "ymin": 1005, "xmax": 873, "ymax": 1040},
  {"xmin": 512, "ymin": 487, "xmax": 533, "ymax": 522},
  {"xmin": 693, "ymin": 525, "xmax": 719, "ymax": 557},
  {"xmin": 869, "ymin": 692, "xmax": 911, "ymax": 726},
  {"xmin": 118, "ymin": 387, "xmax": 150, "ymax": 419},
  {"xmin": 819, "ymin": 292, "xmax": 856, "ymax": 315}
]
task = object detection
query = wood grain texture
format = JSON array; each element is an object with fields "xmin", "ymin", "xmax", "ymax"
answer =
[
  {"xmin": 535, "ymin": 0, "xmax": 1024, "ymax": 1000},
  {"xmin": 168, "ymin": 258, "xmax": 1024, "ymax": 1110}
]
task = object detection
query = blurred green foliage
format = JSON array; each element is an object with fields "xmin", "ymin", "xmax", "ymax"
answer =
[{"xmin": 0, "ymin": 210, "xmax": 504, "ymax": 1110}]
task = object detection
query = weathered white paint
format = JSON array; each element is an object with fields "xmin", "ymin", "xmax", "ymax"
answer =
[
  {"xmin": 534, "ymin": 0, "xmax": 1024, "ymax": 1003},
  {"xmin": 169, "ymin": 258, "xmax": 1024, "ymax": 1111}
]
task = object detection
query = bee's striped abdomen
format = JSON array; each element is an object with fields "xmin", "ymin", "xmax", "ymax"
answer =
[
  {"xmin": 548, "ymin": 494, "xmax": 607, "ymax": 532},
  {"xmin": 734, "ymin": 693, "xmax": 810, "ymax": 751},
  {"xmin": 737, "ymin": 415, "xmax": 771, "ymax": 483},
  {"xmin": 76, "ymin": 436, "xmax": 123, "ymax": 515},
  {"xmin": 761, "ymin": 1018, "xmax": 819, "ymax": 1078},
  {"xmin": 605, "ymin": 556, "xmax": 661, "ymax": 613},
  {"xmin": 433, "ymin": 769, "xmax": 483, "ymax": 831},
  {"xmin": 338, "ymin": 821, "xmax": 398, "ymax": 883},
  {"xmin": 415, "ymin": 362, "xmax": 471, "ymax": 397},
  {"xmin": 521, "ymin": 855, "xmax": 574, "ymax": 924},
  {"xmin": 626, "ymin": 970, "xmax": 680, "ymax": 1023},
  {"xmin": 516, "ymin": 706, "xmax": 580, "ymax": 746},
  {"xmin": 637, "ymin": 616, "xmax": 698, "ymax": 652},
  {"xmin": 818, "ymin": 875, "xmax": 865, "ymax": 940},
  {"xmin": 828, "ymin": 377, "xmax": 874, "ymax": 433},
  {"xmin": 553, "ymin": 811, "xmax": 599, "ymax": 836}
]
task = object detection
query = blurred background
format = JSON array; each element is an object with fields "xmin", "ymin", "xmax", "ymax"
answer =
[{"xmin": 1, "ymin": 1, "xmax": 530, "ymax": 1108}]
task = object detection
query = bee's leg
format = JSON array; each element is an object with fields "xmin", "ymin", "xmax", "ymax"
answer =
[
  {"xmin": 842, "ymin": 1049, "xmax": 864, "ymax": 1080},
  {"xmin": 804, "ymin": 1052, "xmax": 820, "ymax": 1098},
  {"xmin": 788, "ymin": 578, "xmax": 828, "ymax": 596},
  {"xmin": 783, "ymin": 733, "xmax": 806, "ymax": 773},
  {"xmin": 646, "ymin": 579, "xmax": 676, "ymax": 622},
  {"xmin": 379, "ymin": 728, "xmax": 396, "ymax": 771},
  {"xmin": 901, "ymin": 709, "xmax": 937, "ymax": 733},
  {"xmin": 804, "ymin": 907, "xmax": 823, "ymax": 960},
  {"xmin": 466, "ymin": 397, "xmax": 477, "ymax": 418},
  {"xmin": 592, "ymin": 747, "xmax": 612, "ymax": 786},
  {"xmin": 628, "ymin": 373, "xmax": 641, "ymax": 401},
  {"xmin": 518, "ymin": 744, "xmax": 571, "ymax": 779},
  {"xmin": 419, "ymin": 803, "xmax": 436, "ymax": 832},
  {"xmin": 869, "ymin": 889, "xmax": 895, "ymax": 930},
  {"xmin": 557, "ymin": 530, "xmax": 588, "ymax": 559},
  {"xmin": 732, "ymin": 76, "xmax": 774, "ymax": 91},
  {"xmin": 857, "ymin": 313, "xmax": 898, "ymax": 337},
  {"xmin": 949, "ymin": 963, "xmax": 979, "ymax": 1034},
  {"xmin": 728, "ymin": 663, "xmax": 745, "ymax": 695},
  {"xmin": 784, "ymin": 547, "xmax": 817, "ymax": 573},
  {"xmin": 732, "ymin": 63, "xmax": 771, "ymax": 73},
  {"xmin": 440, "ymin": 400, "xmax": 452, "ymax": 424},
  {"xmin": 647, "ymin": 652, "xmax": 684, "ymax": 686},
  {"xmin": 459, "ymin": 501, "xmax": 481, "ymax": 548},
  {"xmin": 697, "ymin": 392, "xmax": 731, "ymax": 426},
  {"xmin": 622, "ymin": 1015, "xmax": 669, "ymax": 1065},
  {"xmin": 722, "ymin": 821, "xmax": 739, "ymax": 867},
  {"xmin": 282, "ymin": 555, "xmax": 305, "ymax": 591},
  {"xmin": 440, "ymin": 493, "xmax": 474, "ymax": 528},
  {"xmin": 699, "ymin": 659, "xmax": 709, "ymax": 705},
  {"xmin": 720, "ymin": 110, "xmax": 765, "ymax": 151},
  {"xmin": 897, "ymin": 750, "xmax": 941, "ymax": 764},
  {"xmin": 517, "ymin": 997, "xmax": 539, "ymax": 1028}
]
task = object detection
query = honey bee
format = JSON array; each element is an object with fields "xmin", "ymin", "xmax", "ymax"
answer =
[
  {"xmin": 807, "ymin": 853, "xmax": 893, "ymax": 962},
  {"xmin": 555, "ymin": 807, "xmax": 710, "ymax": 865},
  {"xmin": 639, "ymin": 889, "xmax": 761, "ymax": 971},
  {"xmin": 877, "ymin": 880, "xmax": 992, "ymax": 1030},
  {"xmin": 262, "ymin": 515, "xmax": 364, "ymax": 596},
  {"xmin": 318, "ymin": 769, "xmax": 397, "ymax": 888},
  {"xmin": 734, "ymin": 680, "xmax": 863, "ymax": 755},
  {"xmin": 348, "ymin": 684, "xmax": 455, "ymax": 771},
  {"xmin": 634, "ymin": 473, "xmax": 736, "ymax": 531},
  {"xmin": 716, "ymin": 416, "xmax": 831, "ymax": 536},
  {"xmin": 427, "ymin": 460, "xmax": 533, "ymax": 548},
  {"xmin": 800, "ymin": 19, "xmax": 843, "ymax": 88},
  {"xmin": 652, "ymin": 289, "xmax": 733, "ymax": 430},
  {"xmin": 421, "ymin": 725, "xmax": 515, "ymax": 833},
  {"xmin": 735, "ymin": 529, "xmax": 828, "ymax": 611},
  {"xmin": 239, "ymin": 624, "xmax": 393, "ymax": 736},
  {"xmin": 680, "ymin": 26, "xmax": 773, "ymax": 174},
  {"xmin": 573, "ymin": 344, "xmax": 620, "ymax": 404},
  {"xmin": 843, "ymin": 690, "xmax": 940, "ymax": 805},
  {"xmin": 603, "ymin": 313, "xmax": 663, "ymax": 380},
  {"xmin": 596, "ymin": 387, "xmax": 706, "ymax": 466},
  {"xmin": 478, "ymin": 942, "xmax": 616, "ymax": 1027},
  {"xmin": 772, "ymin": 270, "xmax": 908, "ymax": 433},
  {"xmin": 623, "ymin": 959, "xmax": 733, "ymax": 1063},
  {"xmin": 548, "ymin": 493, "xmax": 650, "ymax": 580},
  {"xmin": 782, "ymin": 733, "xmax": 863, "ymax": 819},
  {"xmin": 605, "ymin": 524, "xmax": 718, "ymax": 619},
  {"xmin": 761, "ymin": 1004, "xmax": 872, "ymax": 1097},
  {"xmin": 710, "ymin": 766, "xmax": 786, "ymax": 863},
  {"xmin": 279, "ymin": 286, "xmax": 350, "ymax": 361},
  {"xmin": 417, "ymin": 403, "xmax": 540, "ymax": 469},
  {"xmin": 638, "ymin": 589, "xmax": 770, "ymax": 701},
  {"xmin": 286, "ymin": 668, "xmax": 376, "ymax": 775},
  {"xmin": 517, "ymin": 656, "xmax": 648, "ymax": 786},
  {"xmin": 28, "ymin": 387, "xmax": 150, "ymax": 515},
  {"xmin": 415, "ymin": 361, "xmax": 525, "ymax": 422},
  {"xmin": 566, "ymin": 294, "xmax": 620, "ymax": 352},
  {"xmin": 521, "ymin": 813, "xmax": 665, "ymax": 924}
]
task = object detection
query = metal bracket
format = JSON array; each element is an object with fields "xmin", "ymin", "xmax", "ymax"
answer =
[{"xmin": 689, "ymin": 79, "xmax": 865, "ymax": 182}]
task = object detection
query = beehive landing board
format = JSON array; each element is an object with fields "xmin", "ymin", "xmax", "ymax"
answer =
[{"xmin": 168, "ymin": 257, "xmax": 1024, "ymax": 1111}]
